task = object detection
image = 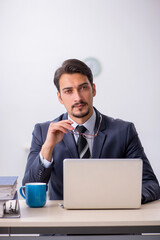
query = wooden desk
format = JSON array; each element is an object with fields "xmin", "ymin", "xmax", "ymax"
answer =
[{"xmin": 0, "ymin": 200, "xmax": 160, "ymax": 235}]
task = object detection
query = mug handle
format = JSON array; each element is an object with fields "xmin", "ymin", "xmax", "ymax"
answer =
[{"xmin": 19, "ymin": 186, "xmax": 26, "ymax": 199}]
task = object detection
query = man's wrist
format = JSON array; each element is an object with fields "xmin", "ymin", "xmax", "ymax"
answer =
[
  {"xmin": 39, "ymin": 152, "xmax": 53, "ymax": 168},
  {"xmin": 41, "ymin": 144, "xmax": 54, "ymax": 162}
]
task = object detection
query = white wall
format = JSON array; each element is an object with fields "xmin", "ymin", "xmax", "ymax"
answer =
[{"xmin": 0, "ymin": 0, "xmax": 160, "ymax": 190}]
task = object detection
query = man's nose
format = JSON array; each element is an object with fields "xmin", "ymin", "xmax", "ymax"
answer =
[{"xmin": 73, "ymin": 90, "xmax": 82, "ymax": 101}]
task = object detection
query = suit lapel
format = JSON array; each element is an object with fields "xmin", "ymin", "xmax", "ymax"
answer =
[
  {"xmin": 92, "ymin": 131, "xmax": 106, "ymax": 158},
  {"xmin": 92, "ymin": 109, "xmax": 107, "ymax": 158},
  {"xmin": 61, "ymin": 112, "xmax": 79, "ymax": 158},
  {"xmin": 63, "ymin": 132, "xmax": 79, "ymax": 158}
]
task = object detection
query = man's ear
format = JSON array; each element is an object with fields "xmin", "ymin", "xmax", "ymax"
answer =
[
  {"xmin": 57, "ymin": 91, "xmax": 63, "ymax": 104},
  {"xmin": 92, "ymin": 84, "xmax": 96, "ymax": 97}
]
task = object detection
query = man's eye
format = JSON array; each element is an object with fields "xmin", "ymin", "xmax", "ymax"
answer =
[
  {"xmin": 80, "ymin": 86, "xmax": 87, "ymax": 90},
  {"xmin": 65, "ymin": 90, "xmax": 72, "ymax": 94}
]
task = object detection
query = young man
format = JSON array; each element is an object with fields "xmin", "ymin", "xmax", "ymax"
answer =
[{"xmin": 22, "ymin": 59, "xmax": 160, "ymax": 203}]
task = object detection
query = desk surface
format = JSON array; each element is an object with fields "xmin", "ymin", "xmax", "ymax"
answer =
[{"xmin": 0, "ymin": 200, "xmax": 160, "ymax": 234}]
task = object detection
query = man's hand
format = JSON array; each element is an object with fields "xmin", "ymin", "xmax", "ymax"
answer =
[{"xmin": 40, "ymin": 120, "xmax": 74, "ymax": 162}]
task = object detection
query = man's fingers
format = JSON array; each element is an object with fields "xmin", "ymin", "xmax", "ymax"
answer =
[{"xmin": 49, "ymin": 120, "xmax": 74, "ymax": 134}]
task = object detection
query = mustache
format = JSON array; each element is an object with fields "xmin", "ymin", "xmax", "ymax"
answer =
[{"xmin": 72, "ymin": 101, "xmax": 87, "ymax": 108}]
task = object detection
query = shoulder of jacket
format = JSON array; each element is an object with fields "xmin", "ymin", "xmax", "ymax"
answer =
[{"xmin": 101, "ymin": 113, "xmax": 133, "ymax": 129}]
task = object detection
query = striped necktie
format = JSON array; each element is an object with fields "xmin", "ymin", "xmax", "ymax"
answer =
[{"xmin": 76, "ymin": 125, "xmax": 90, "ymax": 158}]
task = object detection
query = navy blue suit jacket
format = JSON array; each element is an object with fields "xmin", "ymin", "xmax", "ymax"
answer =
[{"xmin": 22, "ymin": 108, "xmax": 160, "ymax": 203}]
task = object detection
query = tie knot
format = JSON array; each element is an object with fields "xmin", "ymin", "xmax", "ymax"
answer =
[{"xmin": 76, "ymin": 125, "xmax": 87, "ymax": 134}]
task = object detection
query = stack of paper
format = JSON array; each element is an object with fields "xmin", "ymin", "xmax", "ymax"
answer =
[
  {"xmin": 0, "ymin": 176, "xmax": 18, "ymax": 217},
  {"xmin": 0, "ymin": 201, "xmax": 5, "ymax": 217}
]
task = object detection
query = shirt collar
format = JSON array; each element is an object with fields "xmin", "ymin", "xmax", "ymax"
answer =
[{"xmin": 68, "ymin": 109, "xmax": 96, "ymax": 134}]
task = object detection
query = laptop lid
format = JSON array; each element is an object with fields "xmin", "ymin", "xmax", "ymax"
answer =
[{"xmin": 63, "ymin": 159, "xmax": 142, "ymax": 209}]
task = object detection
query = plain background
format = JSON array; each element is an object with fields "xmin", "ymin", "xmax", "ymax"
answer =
[{"xmin": 0, "ymin": 0, "xmax": 160, "ymax": 191}]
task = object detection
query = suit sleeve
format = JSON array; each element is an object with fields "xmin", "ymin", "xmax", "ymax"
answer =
[
  {"xmin": 22, "ymin": 124, "xmax": 53, "ymax": 185},
  {"xmin": 125, "ymin": 123, "xmax": 160, "ymax": 204}
]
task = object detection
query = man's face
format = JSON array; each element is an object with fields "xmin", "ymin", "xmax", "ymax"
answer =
[{"xmin": 57, "ymin": 73, "xmax": 96, "ymax": 124}]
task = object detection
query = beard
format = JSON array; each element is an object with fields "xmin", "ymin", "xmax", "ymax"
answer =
[
  {"xmin": 72, "ymin": 109, "xmax": 90, "ymax": 118},
  {"xmin": 71, "ymin": 101, "xmax": 90, "ymax": 118}
]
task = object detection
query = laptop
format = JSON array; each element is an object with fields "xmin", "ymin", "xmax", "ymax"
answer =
[{"xmin": 63, "ymin": 158, "xmax": 142, "ymax": 209}]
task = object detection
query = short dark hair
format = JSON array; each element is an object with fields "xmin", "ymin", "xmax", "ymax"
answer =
[{"xmin": 53, "ymin": 59, "xmax": 93, "ymax": 92}]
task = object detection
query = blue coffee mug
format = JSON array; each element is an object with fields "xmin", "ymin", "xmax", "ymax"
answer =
[{"xmin": 19, "ymin": 182, "xmax": 47, "ymax": 208}]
